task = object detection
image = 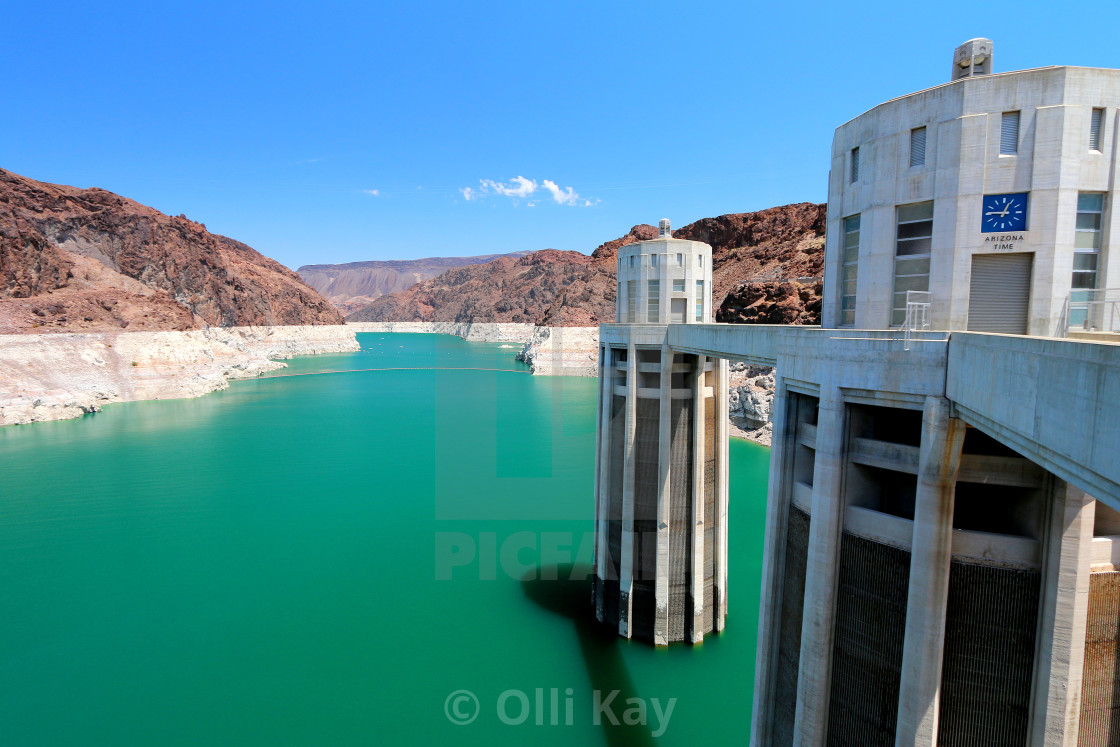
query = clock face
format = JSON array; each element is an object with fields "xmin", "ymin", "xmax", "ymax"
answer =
[{"xmin": 982, "ymin": 192, "xmax": 1028, "ymax": 232}]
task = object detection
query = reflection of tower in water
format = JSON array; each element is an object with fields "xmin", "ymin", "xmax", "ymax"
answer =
[{"xmin": 591, "ymin": 219, "xmax": 730, "ymax": 645}]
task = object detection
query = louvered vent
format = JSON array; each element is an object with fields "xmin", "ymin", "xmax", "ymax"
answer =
[
  {"xmin": 1001, "ymin": 111, "xmax": 1020, "ymax": 155},
  {"xmin": 1090, "ymin": 108, "xmax": 1104, "ymax": 151},
  {"xmin": 910, "ymin": 127, "xmax": 927, "ymax": 167}
]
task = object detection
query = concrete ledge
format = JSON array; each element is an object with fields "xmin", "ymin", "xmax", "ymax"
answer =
[
  {"xmin": 798, "ymin": 423, "xmax": 818, "ymax": 449},
  {"xmin": 844, "ymin": 505, "xmax": 914, "ymax": 550},
  {"xmin": 947, "ymin": 332, "xmax": 1120, "ymax": 511},
  {"xmin": 665, "ymin": 323, "xmax": 788, "ymax": 365},
  {"xmin": 950, "ymin": 527, "xmax": 1040, "ymax": 569},
  {"xmin": 849, "ymin": 437, "xmax": 920, "ymax": 473},
  {"xmin": 1090, "ymin": 536, "xmax": 1120, "ymax": 569},
  {"xmin": 667, "ymin": 325, "xmax": 951, "ymax": 400},
  {"xmin": 600, "ymin": 324, "xmax": 670, "ymax": 347},
  {"xmin": 1068, "ymin": 330, "xmax": 1120, "ymax": 344},
  {"xmin": 792, "ymin": 481, "xmax": 814, "ymax": 514},
  {"xmin": 957, "ymin": 454, "xmax": 1046, "ymax": 488}
]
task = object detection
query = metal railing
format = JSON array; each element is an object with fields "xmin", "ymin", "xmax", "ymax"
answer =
[
  {"xmin": 1058, "ymin": 288, "xmax": 1120, "ymax": 337},
  {"xmin": 903, "ymin": 291, "xmax": 932, "ymax": 351}
]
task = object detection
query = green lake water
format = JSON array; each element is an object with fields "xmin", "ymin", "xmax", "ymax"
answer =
[{"xmin": 0, "ymin": 332, "xmax": 770, "ymax": 746}]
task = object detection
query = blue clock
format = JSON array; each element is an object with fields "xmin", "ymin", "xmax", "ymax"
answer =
[{"xmin": 982, "ymin": 192, "xmax": 1028, "ymax": 232}]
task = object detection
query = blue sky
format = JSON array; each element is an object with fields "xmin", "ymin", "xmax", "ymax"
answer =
[{"xmin": 5, "ymin": 2, "xmax": 1119, "ymax": 269}]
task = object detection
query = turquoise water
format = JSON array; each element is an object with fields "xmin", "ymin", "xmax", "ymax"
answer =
[{"xmin": 0, "ymin": 333, "xmax": 770, "ymax": 746}]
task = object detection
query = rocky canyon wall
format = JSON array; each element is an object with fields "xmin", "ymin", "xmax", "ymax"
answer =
[
  {"xmin": 298, "ymin": 252, "xmax": 536, "ymax": 315},
  {"xmin": 0, "ymin": 168, "xmax": 343, "ymax": 334},
  {"xmin": 346, "ymin": 203, "xmax": 825, "ymax": 328}
]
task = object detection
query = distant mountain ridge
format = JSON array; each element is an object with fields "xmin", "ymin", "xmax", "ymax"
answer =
[
  {"xmin": 346, "ymin": 203, "xmax": 826, "ymax": 326},
  {"xmin": 297, "ymin": 251, "xmax": 535, "ymax": 315},
  {"xmin": 0, "ymin": 167, "xmax": 343, "ymax": 334}
]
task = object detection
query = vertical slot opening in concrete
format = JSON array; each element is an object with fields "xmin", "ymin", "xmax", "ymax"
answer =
[
  {"xmin": 848, "ymin": 403, "xmax": 922, "ymax": 447},
  {"xmin": 847, "ymin": 464, "xmax": 917, "ymax": 520},
  {"xmin": 792, "ymin": 393, "xmax": 820, "ymax": 496},
  {"xmin": 952, "ymin": 482, "xmax": 1043, "ymax": 539}
]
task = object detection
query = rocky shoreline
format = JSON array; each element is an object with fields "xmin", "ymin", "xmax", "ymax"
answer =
[
  {"xmin": 0, "ymin": 325, "xmax": 359, "ymax": 426},
  {"xmin": 728, "ymin": 362, "xmax": 775, "ymax": 446},
  {"xmin": 348, "ymin": 320, "xmax": 600, "ymax": 376},
  {"xmin": 347, "ymin": 321, "xmax": 776, "ymax": 445},
  {"xmin": 346, "ymin": 320, "xmax": 539, "ymax": 343},
  {"xmin": 1, "ymin": 320, "xmax": 776, "ymax": 445}
]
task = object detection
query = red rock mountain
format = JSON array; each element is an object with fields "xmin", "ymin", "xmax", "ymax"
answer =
[
  {"xmin": 348, "ymin": 203, "xmax": 825, "ymax": 326},
  {"xmin": 0, "ymin": 168, "xmax": 343, "ymax": 334},
  {"xmin": 297, "ymin": 251, "xmax": 535, "ymax": 316},
  {"xmin": 347, "ymin": 225, "xmax": 659, "ymax": 326}
]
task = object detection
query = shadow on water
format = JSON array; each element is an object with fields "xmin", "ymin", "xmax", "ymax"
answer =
[{"xmin": 521, "ymin": 564, "xmax": 656, "ymax": 747}]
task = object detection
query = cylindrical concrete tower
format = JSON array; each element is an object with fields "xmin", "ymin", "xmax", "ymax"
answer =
[
  {"xmin": 615, "ymin": 219, "xmax": 714, "ymax": 324},
  {"xmin": 593, "ymin": 220, "xmax": 730, "ymax": 645}
]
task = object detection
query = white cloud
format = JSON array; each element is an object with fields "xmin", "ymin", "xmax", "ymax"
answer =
[
  {"xmin": 461, "ymin": 176, "xmax": 595, "ymax": 207},
  {"xmin": 481, "ymin": 175, "xmax": 537, "ymax": 198},
  {"xmin": 543, "ymin": 179, "xmax": 592, "ymax": 206},
  {"xmin": 363, "ymin": 189, "xmax": 380, "ymax": 196}
]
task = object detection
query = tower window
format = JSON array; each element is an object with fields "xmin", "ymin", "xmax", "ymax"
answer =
[
  {"xmin": 695, "ymin": 280, "xmax": 704, "ymax": 322},
  {"xmin": 626, "ymin": 279, "xmax": 636, "ymax": 323},
  {"xmin": 650, "ymin": 254, "xmax": 658, "ymax": 268},
  {"xmin": 850, "ymin": 147, "xmax": 860, "ymax": 182},
  {"xmin": 676, "ymin": 253, "xmax": 683, "ymax": 266},
  {"xmin": 647, "ymin": 280, "xmax": 660, "ymax": 323},
  {"xmin": 841, "ymin": 215, "xmax": 860, "ymax": 326},
  {"xmin": 673, "ymin": 279, "xmax": 685, "ymax": 293},
  {"xmin": 1070, "ymin": 193, "xmax": 1104, "ymax": 329},
  {"xmin": 1074, "ymin": 193, "xmax": 1104, "ymax": 290},
  {"xmin": 1090, "ymin": 108, "xmax": 1104, "ymax": 152},
  {"xmin": 892, "ymin": 202, "xmax": 933, "ymax": 326},
  {"xmin": 1000, "ymin": 111, "xmax": 1020, "ymax": 155},
  {"xmin": 910, "ymin": 127, "xmax": 926, "ymax": 167}
]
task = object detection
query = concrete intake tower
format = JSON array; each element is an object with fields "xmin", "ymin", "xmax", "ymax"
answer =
[{"xmin": 591, "ymin": 219, "xmax": 730, "ymax": 645}]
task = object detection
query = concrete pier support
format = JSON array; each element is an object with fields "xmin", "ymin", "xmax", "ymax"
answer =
[
  {"xmin": 654, "ymin": 344, "xmax": 673, "ymax": 645},
  {"xmin": 716, "ymin": 358, "xmax": 729, "ymax": 631},
  {"xmin": 895, "ymin": 397, "xmax": 966, "ymax": 746},
  {"xmin": 793, "ymin": 387, "xmax": 846, "ymax": 745},
  {"xmin": 594, "ymin": 344, "xmax": 612, "ymax": 623},
  {"xmin": 619, "ymin": 340, "xmax": 637, "ymax": 638},
  {"xmin": 690, "ymin": 355, "xmax": 707, "ymax": 643},
  {"xmin": 750, "ymin": 376, "xmax": 795, "ymax": 747},
  {"xmin": 1030, "ymin": 483, "xmax": 1095, "ymax": 746},
  {"xmin": 712, "ymin": 362, "xmax": 730, "ymax": 631}
]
